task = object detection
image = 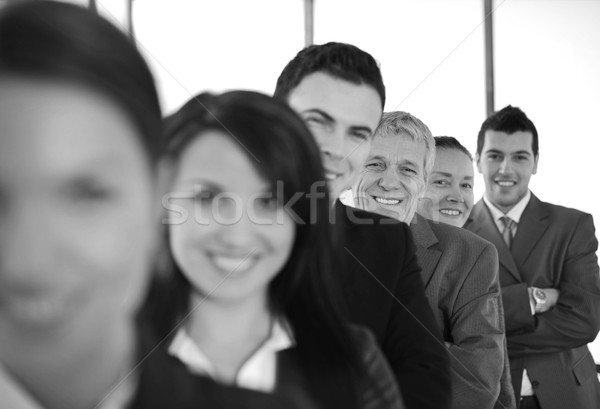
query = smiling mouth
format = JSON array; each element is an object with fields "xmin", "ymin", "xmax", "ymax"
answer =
[
  {"xmin": 495, "ymin": 180, "xmax": 516, "ymax": 187},
  {"xmin": 325, "ymin": 172, "xmax": 343, "ymax": 182},
  {"xmin": 439, "ymin": 209, "xmax": 462, "ymax": 216},
  {"xmin": 2, "ymin": 296, "xmax": 71, "ymax": 324},
  {"xmin": 209, "ymin": 254, "xmax": 258, "ymax": 275},
  {"xmin": 374, "ymin": 196, "xmax": 402, "ymax": 206}
]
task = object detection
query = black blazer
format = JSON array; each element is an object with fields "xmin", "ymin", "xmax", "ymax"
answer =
[
  {"xmin": 334, "ymin": 201, "xmax": 451, "ymax": 409},
  {"xmin": 131, "ymin": 324, "xmax": 311, "ymax": 409}
]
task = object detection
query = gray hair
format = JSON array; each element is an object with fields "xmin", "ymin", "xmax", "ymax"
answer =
[{"xmin": 374, "ymin": 111, "xmax": 436, "ymax": 183}]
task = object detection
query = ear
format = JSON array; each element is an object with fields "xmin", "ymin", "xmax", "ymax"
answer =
[
  {"xmin": 532, "ymin": 154, "xmax": 539, "ymax": 175},
  {"xmin": 476, "ymin": 153, "xmax": 483, "ymax": 173}
]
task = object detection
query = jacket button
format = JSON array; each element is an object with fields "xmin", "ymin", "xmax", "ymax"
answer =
[{"xmin": 531, "ymin": 380, "xmax": 540, "ymax": 389}]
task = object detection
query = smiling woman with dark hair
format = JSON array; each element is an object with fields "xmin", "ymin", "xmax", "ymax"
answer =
[{"xmin": 149, "ymin": 90, "xmax": 404, "ymax": 409}]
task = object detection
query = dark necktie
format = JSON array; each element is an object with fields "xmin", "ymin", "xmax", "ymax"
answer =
[{"xmin": 500, "ymin": 216, "xmax": 515, "ymax": 248}]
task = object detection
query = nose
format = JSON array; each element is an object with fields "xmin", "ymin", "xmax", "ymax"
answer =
[
  {"xmin": 214, "ymin": 205, "xmax": 258, "ymax": 249},
  {"xmin": 446, "ymin": 184, "xmax": 465, "ymax": 203},
  {"xmin": 319, "ymin": 128, "xmax": 345, "ymax": 162},
  {"xmin": 499, "ymin": 157, "xmax": 512, "ymax": 174},
  {"xmin": 378, "ymin": 167, "xmax": 402, "ymax": 191}
]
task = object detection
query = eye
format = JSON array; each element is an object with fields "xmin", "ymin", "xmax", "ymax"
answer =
[
  {"xmin": 487, "ymin": 154, "xmax": 502, "ymax": 161},
  {"xmin": 349, "ymin": 130, "xmax": 370, "ymax": 142},
  {"xmin": 365, "ymin": 161, "xmax": 385, "ymax": 171},
  {"xmin": 255, "ymin": 194, "xmax": 278, "ymax": 210},
  {"xmin": 62, "ymin": 179, "xmax": 113, "ymax": 205},
  {"xmin": 194, "ymin": 189, "xmax": 216, "ymax": 204},
  {"xmin": 401, "ymin": 167, "xmax": 417, "ymax": 175},
  {"xmin": 461, "ymin": 183, "xmax": 473, "ymax": 190},
  {"xmin": 432, "ymin": 179, "xmax": 449, "ymax": 186},
  {"xmin": 514, "ymin": 155, "xmax": 529, "ymax": 161}
]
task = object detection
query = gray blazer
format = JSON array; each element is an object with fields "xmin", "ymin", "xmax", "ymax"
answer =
[
  {"xmin": 465, "ymin": 194, "xmax": 600, "ymax": 409},
  {"xmin": 411, "ymin": 214, "xmax": 514, "ymax": 409}
]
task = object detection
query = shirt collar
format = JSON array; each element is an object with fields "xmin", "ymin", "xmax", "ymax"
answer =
[
  {"xmin": 484, "ymin": 190, "xmax": 531, "ymax": 224},
  {"xmin": 168, "ymin": 318, "xmax": 294, "ymax": 392}
]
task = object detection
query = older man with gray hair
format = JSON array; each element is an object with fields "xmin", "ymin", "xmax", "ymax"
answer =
[{"xmin": 352, "ymin": 111, "xmax": 515, "ymax": 409}]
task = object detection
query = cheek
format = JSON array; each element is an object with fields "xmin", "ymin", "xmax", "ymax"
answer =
[
  {"xmin": 355, "ymin": 171, "xmax": 376, "ymax": 192},
  {"xmin": 348, "ymin": 144, "xmax": 371, "ymax": 170},
  {"xmin": 67, "ymin": 208, "xmax": 155, "ymax": 314}
]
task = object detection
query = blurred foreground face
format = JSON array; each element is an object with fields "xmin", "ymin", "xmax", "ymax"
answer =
[
  {"xmin": 287, "ymin": 72, "xmax": 382, "ymax": 200},
  {"xmin": 353, "ymin": 133, "xmax": 426, "ymax": 223},
  {"xmin": 167, "ymin": 131, "xmax": 295, "ymax": 304},
  {"xmin": 417, "ymin": 148, "xmax": 474, "ymax": 227},
  {"xmin": 0, "ymin": 78, "xmax": 156, "ymax": 332}
]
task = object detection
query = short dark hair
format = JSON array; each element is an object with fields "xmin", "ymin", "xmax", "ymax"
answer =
[
  {"xmin": 476, "ymin": 105, "xmax": 538, "ymax": 158},
  {"xmin": 435, "ymin": 136, "xmax": 473, "ymax": 161},
  {"xmin": 274, "ymin": 42, "xmax": 385, "ymax": 108},
  {"xmin": 0, "ymin": 1, "xmax": 162, "ymax": 163}
]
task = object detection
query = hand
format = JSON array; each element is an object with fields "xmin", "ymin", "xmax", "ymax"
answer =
[
  {"xmin": 530, "ymin": 287, "xmax": 560, "ymax": 314},
  {"xmin": 541, "ymin": 288, "xmax": 560, "ymax": 310}
]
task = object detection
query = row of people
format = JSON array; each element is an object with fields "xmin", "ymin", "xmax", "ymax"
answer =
[
  {"xmin": 343, "ymin": 105, "xmax": 600, "ymax": 409},
  {"xmin": 1, "ymin": 2, "xmax": 599, "ymax": 409}
]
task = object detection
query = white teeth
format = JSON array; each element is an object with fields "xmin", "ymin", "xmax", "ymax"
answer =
[
  {"xmin": 325, "ymin": 173, "xmax": 339, "ymax": 181},
  {"xmin": 211, "ymin": 255, "xmax": 257, "ymax": 274},
  {"xmin": 440, "ymin": 209, "xmax": 461, "ymax": 216},
  {"xmin": 375, "ymin": 197, "xmax": 401, "ymax": 205},
  {"xmin": 496, "ymin": 180, "xmax": 516, "ymax": 187}
]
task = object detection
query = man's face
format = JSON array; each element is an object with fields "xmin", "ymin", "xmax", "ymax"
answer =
[
  {"xmin": 477, "ymin": 130, "xmax": 538, "ymax": 213},
  {"xmin": 287, "ymin": 72, "xmax": 382, "ymax": 199},
  {"xmin": 353, "ymin": 133, "xmax": 427, "ymax": 223}
]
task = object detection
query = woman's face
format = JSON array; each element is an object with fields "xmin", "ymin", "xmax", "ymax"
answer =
[
  {"xmin": 417, "ymin": 148, "xmax": 474, "ymax": 227},
  {"xmin": 0, "ymin": 78, "xmax": 157, "ymax": 332},
  {"xmin": 167, "ymin": 131, "xmax": 295, "ymax": 305}
]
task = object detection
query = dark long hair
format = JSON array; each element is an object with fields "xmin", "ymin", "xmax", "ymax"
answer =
[
  {"xmin": 0, "ymin": 0, "xmax": 162, "ymax": 163},
  {"xmin": 151, "ymin": 91, "xmax": 365, "ymax": 407}
]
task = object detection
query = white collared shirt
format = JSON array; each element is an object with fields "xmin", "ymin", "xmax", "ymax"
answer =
[
  {"xmin": 168, "ymin": 320, "xmax": 294, "ymax": 392},
  {"xmin": 484, "ymin": 191, "xmax": 536, "ymax": 396},
  {"xmin": 483, "ymin": 190, "xmax": 531, "ymax": 236}
]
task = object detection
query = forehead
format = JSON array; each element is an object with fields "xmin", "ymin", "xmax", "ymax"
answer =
[
  {"xmin": 176, "ymin": 130, "xmax": 266, "ymax": 189},
  {"xmin": 370, "ymin": 133, "xmax": 427, "ymax": 166},
  {"xmin": 482, "ymin": 130, "xmax": 535, "ymax": 154},
  {"xmin": 0, "ymin": 77, "xmax": 148, "ymax": 182},
  {"xmin": 287, "ymin": 71, "xmax": 382, "ymax": 129},
  {"xmin": 433, "ymin": 148, "xmax": 474, "ymax": 178}
]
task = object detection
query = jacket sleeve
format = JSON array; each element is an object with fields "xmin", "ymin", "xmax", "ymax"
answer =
[
  {"xmin": 446, "ymin": 243, "xmax": 505, "ymax": 409},
  {"xmin": 385, "ymin": 225, "xmax": 451, "ymax": 409},
  {"xmin": 354, "ymin": 326, "xmax": 405, "ymax": 409},
  {"xmin": 507, "ymin": 213, "xmax": 600, "ymax": 356}
]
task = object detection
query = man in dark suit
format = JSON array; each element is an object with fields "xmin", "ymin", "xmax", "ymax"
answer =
[
  {"xmin": 465, "ymin": 105, "xmax": 600, "ymax": 409},
  {"xmin": 351, "ymin": 110, "xmax": 508, "ymax": 409},
  {"xmin": 274, "ymin": 42, "xmax": 450, "ymax": 409}
]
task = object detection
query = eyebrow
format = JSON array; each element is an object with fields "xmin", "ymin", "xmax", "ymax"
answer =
[
  {"xmin": 302, "ymin": 108, "xmax": 335, "ymax": 123},
  {"xmin": 303, "ymin": 108, "xmax": 373, "ymax": 134},
  {"xmin": 431, "ymin": 171, "xmax": 474, "ymax": 180},
  {"xmin": 485, "ymin": 149, "xmax": 532, "ymax": 156}
]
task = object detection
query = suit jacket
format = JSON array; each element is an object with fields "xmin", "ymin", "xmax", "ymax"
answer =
[
  {"xmin": 335, "ymin": 201, "xmax": 451, "ymax": 409},
  {"xmin": 411, "ymin": 214, "xmax": 511, "ymax": 409},
  {"xmin": 465, "ymin": 194, "xmax": 600, "ymax": 409}
]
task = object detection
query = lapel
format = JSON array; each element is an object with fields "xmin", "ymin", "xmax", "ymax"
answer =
[
  {"xmin": 467, "ymin": 200, "xmax": 522, "ymax": 282},
  {"xmin": 410, "ymin": 214, "xmax": 441, "ymax": 289},
  {"xmin": 511, "ymin": 194, "xmax": 550, "ymax": 268}
]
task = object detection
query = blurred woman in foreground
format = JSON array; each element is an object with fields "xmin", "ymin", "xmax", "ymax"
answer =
[{"xmin": 0, "ymin": 2, "xmax": 293, "ymax": 408}]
